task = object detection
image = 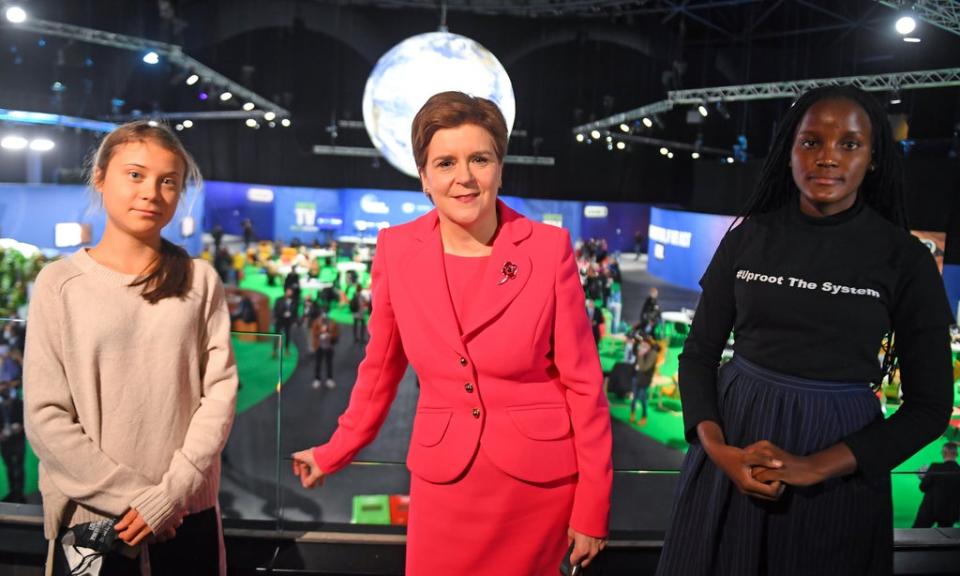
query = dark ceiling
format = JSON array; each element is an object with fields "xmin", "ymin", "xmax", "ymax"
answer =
[{"xmin": 0, "ymin": 0, "xmax": 958, "ymax": 206}]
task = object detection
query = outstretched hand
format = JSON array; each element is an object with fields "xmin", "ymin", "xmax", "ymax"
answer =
[{"xmin": 291, "ymin": 449, "xmax": 326, "ymax": 488}]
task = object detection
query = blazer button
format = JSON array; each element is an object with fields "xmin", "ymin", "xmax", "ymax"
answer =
[
  {"xmin": 464, "ymin": 382, "xmax": 474, "ymax": 393},
  {"xmin": 459, "ymin": 357, "xmax": 468, "ymax": 367},
  {"xmin": 472, "ymin": 408, "xmax": 481, "ymax": 418}
]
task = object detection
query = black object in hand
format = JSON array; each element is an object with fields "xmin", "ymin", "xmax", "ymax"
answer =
[
  {"xmin": 559, "ymin": 540, "xmax": 582, "ymax": 575},
  {"xmin": 62, "ymin": 519, "xmax": 119, "ymax": 553}
]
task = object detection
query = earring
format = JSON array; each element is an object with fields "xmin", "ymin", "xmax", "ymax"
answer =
[{"xmin": 869, "ymin": 164, "xmax": 876, "ymax": 172}]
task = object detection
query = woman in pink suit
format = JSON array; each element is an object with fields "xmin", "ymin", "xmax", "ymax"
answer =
[{"xmin": 291, "ymin": 91, "xmax": 613, "ymax": 575}]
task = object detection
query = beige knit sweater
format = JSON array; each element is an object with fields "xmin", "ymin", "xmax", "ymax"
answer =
[{"xmin": 24, "ymin": 248, "xmax": 238, "ymax": 541}]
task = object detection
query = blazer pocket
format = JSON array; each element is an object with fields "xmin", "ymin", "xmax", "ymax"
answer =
[
  {"xmin": 507, "ymin": 404, "xmax": 571, "ymax": 441},
  {"xmin": 412, "ymin": 409, "xmax": 453, "ymax": 447}
]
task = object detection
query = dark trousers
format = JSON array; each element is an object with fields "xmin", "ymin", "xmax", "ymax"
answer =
[
  {"xmin": 314, "ymin": 347, "xmax": 334, "ymax": 380},
  {"xmin": 353, "ymin": 317, "xmax": 366, "ymax": 343},
  {"xmin": 54, "ymin": 507, "xmax": 221, "ymax": 575},
  {"xmin": 1, "ymin": 434, "xmax": 24, "ymax": 502}
]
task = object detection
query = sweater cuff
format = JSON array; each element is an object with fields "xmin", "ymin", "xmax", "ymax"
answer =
[
  {"xmin": 129, "ymin": 486, "xmax": 178, "ymax": 533},
  {"xmin": 842, "ymin": 432, "xmax": 886, "ymax": 480},
  {"xmin": 569, "ymin": 485, "xmax": 610, "ymax": 538}
]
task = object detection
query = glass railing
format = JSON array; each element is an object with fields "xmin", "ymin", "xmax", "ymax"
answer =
[{"xmin": 1, "ymin": 316, "xmax": 958, "ymax": 537}]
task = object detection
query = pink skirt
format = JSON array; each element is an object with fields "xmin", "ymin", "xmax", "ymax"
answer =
[{"xmin": 405, "ymin": 446, "xmax": 576, "ymax": 575}]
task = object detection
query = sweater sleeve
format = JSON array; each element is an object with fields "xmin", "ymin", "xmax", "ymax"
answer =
[
  {"xmin": 843, "ymin": 241, "xmax": 953, "ymax": 478},
  {"xmin": 678, "ymin": 230, "xmax": 738, "ymax": 443},
  {"xmin": 553, "ymin": 228, "xmax": 613, "ymax": 538},
  {"xmin": 312, "ymin": 229, "xmax": 409, "ymax": 475},
  {"xmin": 130, "ymin": 269, "xmax": 239, "ymax": 532},
  {"xmin": 23, "ymin": 272, "xmax": 154, "ymax": 517}
]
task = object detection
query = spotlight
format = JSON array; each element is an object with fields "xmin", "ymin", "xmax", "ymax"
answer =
[
  {"xmin": 895, "ymin": 15, "xmax": 916, "ymax": 35},
  {"xmin": 264, "ymin": 111, "xmax": 276, "ymax": 122},
  {"xmin": 726, "ymin": 156, "xmax": 735, "ymax": 164},
  {"xmin": 175, "ymin": 124, "xmax": 184, "ymax": 131},
  {"xmin": 642, "ymin": 117, "xmax": 653, "ymax": 128},
  {"xmin": 5, "ymin": 6, "xmax": 27, "ymax": 24},
  {"xmin": 590, "ymin": 129, "xmax": 601, "ymax": 140},
  {"xmin": 186, "ymin": 74, "xmax": 199, "ymax": 86},
  {"xmin": 890, "ymin": 90, "xmax": 902, "ymax": 105},
  {"xmin": 606, "ymin": 136, "xmax": 612, "ymax": 143},
  {"xmin": 219, "ymin": 91, "xmax": 233, "ymax": 102},
  {"xmin": 182, "ymin": 119, "xmax": 193, "ymax": 128},
  {"xmin": 51, "ymin": 81, "xmax": 65, "ymax": 93},
  {"xmin": 715, "ymin": 101, "xmax": 731, "ymax": 120},
  {"xmin": 245, "ymin": 118, "xmax": 258, "ymax": 128},
  {"xmin": 619, "ymin": 123, "xmax": 630, "ymax": 133},
  {"xmin": 659, "ymin": 147, "xmax": 669, "ymax": 156},
  {"xmin": 147, "ymin": 120, "xmax": 159, "ymax": 127},
  {"xmin": 667, "ymin": 152, "xmax": 674, "ymax": 159},
  {"xmin": 142, "ymin": 52, "xmax": 160, "ymax": 65},
  {"xmin": 1, "ymin": 136, "xmax": 28, "ymax": 150},
  {"xmin": 903, "ymin": 37, "xmax": 921, "ymax": 43},
  {"xmin": 281, "ymin": 118, "xmax": 291, "ymax": 127},
  {"xmin": 691, "ymin": 152, "xmax": 700, "ymax": 159},
  {"xmin": 616, "ymin": 141, "xmax": 626, "ymax": 150},
  {"xmin": 242, "ymin": 102, "xmax": 255, "ymax": 111},
  {"xmin": 198, "ymin": 91, "xmax": 209, "ymax": 101},
  {"xmin": 576, "ymin": 133, "xmax": 585, "ymax": 142},
  {"xmin": 29, "ymin": 138, "xmax": 54, "ymax": 152},
  {"xmin": 698, "ymin": 104, "xmax": 709, "ymax": 118}
]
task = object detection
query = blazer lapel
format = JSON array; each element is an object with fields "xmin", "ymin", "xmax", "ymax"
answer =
[
  {"xmin": 461, "ymin": 202, "xmax": 533, "ymax": 339},
  {"xmin": 399, "ymin": 211, "xmax": 467, "ymax": 358}
]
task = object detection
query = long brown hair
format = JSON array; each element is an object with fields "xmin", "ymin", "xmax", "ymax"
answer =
[{"xmin": 89, "ymin": 120, "xmax": 202, "ymax": 304}]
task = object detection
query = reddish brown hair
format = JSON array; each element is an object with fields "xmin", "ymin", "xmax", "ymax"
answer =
[
  {"xmin": 411, "ymin": 91, "xmax": 508, "ymax": 173},
  {"xmin": 90, "ymin": 120, "xmax": 201, "ymax": 304}
]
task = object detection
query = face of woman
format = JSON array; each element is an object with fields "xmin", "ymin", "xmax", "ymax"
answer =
[
  {"xmin": 419, "ymin": 123, "xmax": 502, "ymax": 231},
  {"xmin": 96, "ymin": 140, "xmax": 183, "ymax": 242},
  {"xmin": 791, "ymin": 98, "xmax": 873, "ymax": 217}
]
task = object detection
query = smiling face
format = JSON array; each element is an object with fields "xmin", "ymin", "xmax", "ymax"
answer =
[
  {"xmin": 95, "ymin": 139, "xmax": 184, "ymax": 243},
  {"xmin": 419, "ymin": 123, "xmax": 503, "ymax": 232},
  {"xmin": 790, "ymin": 98, "xmax": 873, "ymax": 217}
]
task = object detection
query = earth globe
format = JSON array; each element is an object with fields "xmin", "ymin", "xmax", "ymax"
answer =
[{"xmin": 362, "ymin": 31, "xmax": 516, "ymax": 178}]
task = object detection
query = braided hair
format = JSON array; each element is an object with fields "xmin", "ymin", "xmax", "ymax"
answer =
[{"xmin": 734, "ymin": 85, "xmax": 908, "ymax": 388}]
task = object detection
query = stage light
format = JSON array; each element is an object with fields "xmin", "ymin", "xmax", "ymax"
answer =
[
  {"xmin": 142, "ymin": 52, "xmax": 160, "ymax": 65},
  {"xmin": 575, "ymin": 133, "xmax": 584, "ymax": 142},
  {"xmin": 219, "ymin": 91, "xmax": 233, "ymax": 102},
  {"xmin": 616, "ymin": 141, "xmax": 626, "ymax": 150},
  {"xmin": 903, "ymin": 37, "xmax": 921, "ymax": 43},
  {"xmin": 890, "ymin": 90, "xmax": 902, "ymax": 105},
  {"xmin": 667, "ymin": 152, "xmax": 674, "ymax": 159},
  {"xmin": 29, "ymin": 138, "xmax": 54, "ymax": 151},
  {"xmin": 590, "ymin": 129, "xmax": 601, "ymax": 140},
  {"xmin": 659, "ymin": 147, "xmax": 668, "ymax": 156},
  {"xmin": 51, "ymin": 81, "xmax": 65, "ymax": 93},
  {"xmin": 895, "ymin": 15, "xmax": 916, "ymax": 35},
  {"xmin": 243, "ymin": 102, "xmax": 255, "ymax": 111},
  {"xmin": 245, "ymin": 118, "xmax": 258, "ymax": 128},
  {"xmin": 698, "ymin": 104, "xmax": 709, "ymax": 118},
  {"xmin": 619, "ymin": 123, "xmax": 630, "ymax": 133},
  {"xmin": 642, "ymin": 117, "xmax": 653, "ymax": 128},
  {"xmin": 186, "ymin": 74, "xmax": 199, "ymax": 86},
  {"xmin": 264, "ymin": 111, "xmax": 276, "ymax": 121},
  {"xmin": 606, "ymin": 135, "xmax": 612, "ymax": 143},
  {"xmin": 281, "ymin": 118, "xmax": 291, "ymax": 127},
  {"xmin": 182, "ymin": 119, "xmax": 193, "ymax": 128},
  {"xmin": 5, "ymin": 6, "xmax": 27, "ymax": 24},
  {"xmin": 691, "ymin": 152, "xmax": 700, "ymax": 159},
  {"xmin": 175, "ymin": 124, "xmax": 183, "ymax": 131},
  {"xmin": 726, "ymin": 156, "xmax": 735, "ymax": 164},
  {"xmin": 198, "ymin": 91, "xmax": 209, "ymax": 101},
  {"xmin": 147, "ymin": 120, "xmax": 159, "ymax": 127},
  {"xmin": 1, "ymin": 136, "xmax": 28, "ymax": 150}
]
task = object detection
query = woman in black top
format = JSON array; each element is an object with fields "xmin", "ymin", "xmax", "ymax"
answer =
[{"xmin": 657, "ymin": 86, "xmax": 953, "ymax": 575}]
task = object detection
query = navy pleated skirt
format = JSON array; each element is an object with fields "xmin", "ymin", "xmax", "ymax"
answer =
[{"xmin": 657, "ymin": 355, "xmax": 892, "ymax": 576}]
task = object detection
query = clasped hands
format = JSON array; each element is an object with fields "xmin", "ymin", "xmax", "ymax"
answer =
[
  {"xmin": 710, "ymin": 439, "xmax": 826, "ymax": 501},
  {"xmin": 115, "ymin": 508, "xmax": 185, "ymax": 547}
]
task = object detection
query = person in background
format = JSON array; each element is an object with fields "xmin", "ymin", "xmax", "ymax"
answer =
[
  {"xmin": 630, "ymin": 335, "xmax": 659, "ymax": 425},
  {"xmin": 586, "ymin": 298, "xmax": 604, "ymax": 344},
  {"xmin": 310, "ymin": 308, "xmax": 339, "ymax": 389},
  {"xmin": 273, "ymin": 287, "xmax": 298, "ymax": 356},
  {"xmin": 913, "ymin": 442, "xmax": 960, "ymax": 528},
  {"xmin": 23, "ymin": 120, "xmax": 237, "ymax": 575}
]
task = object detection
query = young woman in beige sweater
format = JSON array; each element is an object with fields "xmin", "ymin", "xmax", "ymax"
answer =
[{"xmin": 24, "ymin": 121, "xmax": 238, "ymax": 575}]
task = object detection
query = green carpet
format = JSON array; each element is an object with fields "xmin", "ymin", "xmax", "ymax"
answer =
[{"xmin": 239, "ymin": 265, "xmax": 369, "ymax": 326}]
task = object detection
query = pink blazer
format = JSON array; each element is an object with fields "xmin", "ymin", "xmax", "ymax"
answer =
[{"xmin": 312, "ymin": 200, "xmax": 613, "ymax": 537}]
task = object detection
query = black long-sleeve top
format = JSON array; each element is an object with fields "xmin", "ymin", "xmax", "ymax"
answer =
[{"xmin": 679, "ymin": 199, "xmax": 954, "ymax": 479}]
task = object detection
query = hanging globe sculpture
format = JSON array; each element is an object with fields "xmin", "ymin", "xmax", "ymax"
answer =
[{"xmin": 362, "ymin": 31, "xmax": 516, "ymax": 178}]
